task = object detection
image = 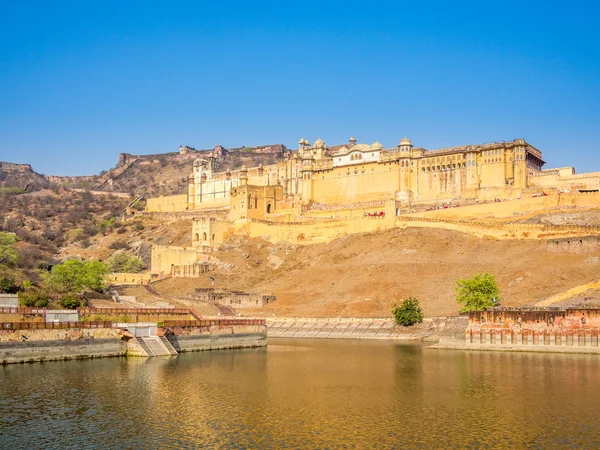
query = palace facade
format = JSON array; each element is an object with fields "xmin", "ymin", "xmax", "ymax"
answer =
[{"xmin": 147, "ymin": 136, "xmax": 600, "ymax": 216}]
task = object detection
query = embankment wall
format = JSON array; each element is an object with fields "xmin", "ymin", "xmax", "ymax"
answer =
[
  {"xmin": 165, "ymin": 324, "xmax": 267, "ymax": 352},
  {"xmin": 0, "ymin": 328, "xmax": 126, "ymax": 364},
  {"xmin": 266, "ymin": 316, "xmax": 466, "ymax": 341}
]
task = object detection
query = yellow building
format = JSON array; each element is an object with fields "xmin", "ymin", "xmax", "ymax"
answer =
[{"xmin": 148, "ymin": 136, "xmax": 600, "ymax": 213}]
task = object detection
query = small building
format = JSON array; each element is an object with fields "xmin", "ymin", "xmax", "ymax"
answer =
[
  {"xmin": 45, "ymin": 310, "xmax": 79, "ymax": 323},
  {"xmin": 0, "ymin": 294, "xmax": 19, "ymax": 308}
]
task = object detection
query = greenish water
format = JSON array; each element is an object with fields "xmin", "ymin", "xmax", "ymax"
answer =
[{"xmin": 1, "ymin": 339, "xmax": 600, "ymax": 449}]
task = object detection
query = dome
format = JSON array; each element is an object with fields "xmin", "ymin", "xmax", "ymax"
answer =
[
  {"xmin": 349, "ymin": 136, "xmax": 357, "ymax": 142},
  {"xmin": 399, "ymin": 137, "xmax": 412, "ymax": 147},
  {"xmin": 314, "ymin": 137, "xmax": 326, "ymax": 148},
  {"xmin": 298, "ymin": 138, "xmax": 305, "ymax": 145},
  {"xmin": 370, "ymin": 141, "xmax": 384, "ymax": 150}
]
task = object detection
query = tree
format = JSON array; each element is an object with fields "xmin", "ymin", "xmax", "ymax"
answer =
[
  {"xmin": 106, "ymin": 252, "xmax": 145, "ymax": 273},
  {"xmin": 392, "ymin": 297, "xmax": 424, "ymax": 327},
  {"xmin": 0, "ymin": 232, "xmax": 19, "ymax": 266},
  {"xmin": 455, "ymin": 272, "xmax": 500, "ymax": 312},
  {"xmin": 45, "ymin": 259, "xmax": 109, "ymax": 294}
]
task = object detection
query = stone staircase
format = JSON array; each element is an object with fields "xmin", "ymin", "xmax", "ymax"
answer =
[
  {"xmin": 135, "ymin": 336, "xmax": 178, "ymax": 357},
  {"xmin": 215, "ymin": 303, "xmax": 236, "ymax": 316}
]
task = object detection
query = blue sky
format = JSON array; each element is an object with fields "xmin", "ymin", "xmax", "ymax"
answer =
[{"xmin": 0, "ymin": 1, "xmax": 599, "ymax": 176}]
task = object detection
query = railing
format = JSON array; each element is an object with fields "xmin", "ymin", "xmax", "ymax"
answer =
[
  {"xmin": 0, "ymin": 307, "xmax": 45, "ymax": 314},
  {"xmin": 162, "ymin": 319, "xmax": 265, "ymax": 328},
  {"xmin": 0, "ymin": 321, "xmax": 114, "ymax": 330},
  {"xmin": 78, "ymin": 307, "xmax": 191, "ymax": 315}
]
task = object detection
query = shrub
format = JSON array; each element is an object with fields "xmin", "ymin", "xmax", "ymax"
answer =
[
  {"xmin": 133, "ymin": 222, "xmax": 145, "ymax": 231},
  {"xmin": 60, "ymin": 294, "xmax": 82, "ymax": 309},
  {"xmin": 456, "ymin": 272, "xmax": 500, "ymax": 312},
  {"xmin": 18, "ymin": 290, "xmax": 49, "ymax": 308},
  {"xmin": 0, "ymin": 275, "xmax": 19, "ymax": 293},
  {"xmin": 109, "ymin": 240, "xmax": 129, "ymax": 250},
  {"xmin": 106, "ymin": 252, "xmax": 145, "ymax": 273},
  {"xmin": 392, "ymin": 297, "xmax": 424, "ymax": 327}
]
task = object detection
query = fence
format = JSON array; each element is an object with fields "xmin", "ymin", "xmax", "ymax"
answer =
[
  {"xmin": 0, "ymin": 321, "xmax": 114, "ymax": 330},
  {"xmin": 163, "ymin": 319, "xmax": 265, "ymax": 328},
  {"xmin": 78, "ymin": 308, "xmax": 191, "ymax": 315}
]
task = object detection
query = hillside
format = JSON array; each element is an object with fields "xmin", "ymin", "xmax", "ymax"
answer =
[
  {"xmin": 0, "ymin": 189, "xmax": 131, "ymax": 283},
  {"xmin": 120, "ymin": 226, "xmax": 600, "ymax": 317},
  {"xmin": 94, "ymin": 144, "xmax": 288, "ymax": 196}
]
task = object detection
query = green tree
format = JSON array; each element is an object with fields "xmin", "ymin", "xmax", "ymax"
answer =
[
  {"xmin": 106, "ymin": 252, "xmax": 145, "ymax": 273},
  {"xmin": 0, "ymin": 232, "xmax": 19, "ymax": 266},
  {"xmin": 455, "ymin": 272, "xmax": 500, "ymax": 312},
  {"xmin": 45, "ymin": 259, "xmax": 109, "ymax": 294},
  {"xmin": 392, "ymin": 297, "xmax": 424, "ymax": 327}
]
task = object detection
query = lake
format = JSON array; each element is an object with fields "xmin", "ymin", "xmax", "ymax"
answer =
[{"xmin": 1, "ymin": 339, "xmax": 600, "ymax": 448}]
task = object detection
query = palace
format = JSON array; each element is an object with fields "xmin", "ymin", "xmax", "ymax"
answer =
[
  {"xmin": 147, "ymin": 136, "xmax": 600, "ymax": 215},
  {"xmin": 140, "ymin": 136, "xmax": 600, "ymax": 277}
]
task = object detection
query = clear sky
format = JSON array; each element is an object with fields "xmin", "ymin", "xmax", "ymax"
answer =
[{"xmin": 0, "ymin": 0, "xmax": 598, "ymax": 176}]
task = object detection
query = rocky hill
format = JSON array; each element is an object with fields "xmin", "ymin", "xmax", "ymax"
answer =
[{"xmin": 93, "ymin": 143, "xmax": 289, "ymax": 196}]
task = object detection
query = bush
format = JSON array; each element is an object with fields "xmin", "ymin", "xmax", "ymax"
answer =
[
  {"xmin": 106, "ymin": 252, "xmax": 145, "ymax": 273},
  {"xmin": 0, "ymin": 275, "xmax": 19, "ymax": 293},
  {"xmin": 392, "ymin": 297, "xmax": 424, "ymax": 327},
  {"xmin": 18, "ymin": 290, "xmax": 49, "ymax": 308},
  {"xmin": 456, "ymin": 272, "xmax": 500, "ymax": 312},
  {"xmin": 109, "ymin": 240, "xmax": 129, "ymax": 250},
  {"xmin": 60, "ymin": 294, "xmax": 83, "ymax": 309}
]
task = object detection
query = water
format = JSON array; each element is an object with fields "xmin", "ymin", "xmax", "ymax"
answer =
[{"xmin": 1, "ymin": 339, "xmax": 600, "ymax": 449}]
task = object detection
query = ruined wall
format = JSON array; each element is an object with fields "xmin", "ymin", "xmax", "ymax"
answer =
[
  {"xmin": 195, "ymin": 288, "xmax": 276, "ymax": 308},
  {"xmin": 547, "ymin": 236, "xmax": 600, "ymax": 254}
]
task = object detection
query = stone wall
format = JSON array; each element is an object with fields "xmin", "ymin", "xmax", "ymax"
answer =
[
  {"xmin": 266, "ymin": 316, "xmax": 467, "ymax": 341},
  {"xmin": 547, "ymin": 236, "xmax": 600, "ymax": 254},
  {"xmin": 195, "ymin": 288, "xmax": 276, "ymax": 308},
  {"xmin": 164, "ymin": 323, "xmax": 266, "ymax": 352},
  {"xmin": 146, "ymin": 194, "xmax": 189, "ymax": 213},
  {"xmin": 109, "ymin": 272, "xmax": 152, "ymax": 285},
  {"xmin": 0, "ymin": 328, "xmax": 126, "ymax": 364},
  {"xmin": 462, "ymin": 308, "xmax": 600, "ymax": 353}
]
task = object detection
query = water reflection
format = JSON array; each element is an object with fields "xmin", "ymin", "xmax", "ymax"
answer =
[{"xmin": 1, "ymin": 340, "xmax": 600, "ymax": 448}]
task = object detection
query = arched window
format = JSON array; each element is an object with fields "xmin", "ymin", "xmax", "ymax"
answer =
[
  {"xmin": 267, "ymin": 203, "xmax": 272, "ymax": 214},
  {"xmin": 212, "ymin": 234, "xmax": 215, "ymax": 241},
  {"xmin": 254, "ymin": 197, "xmax": 258, "ymax": 209},
  {"xmin": 202, "ymin": 232, "xmax": 207, "ymax": 241},
  {"xmin": 195, "ymin": 233, "xmax": 199, "ymax": 241}
]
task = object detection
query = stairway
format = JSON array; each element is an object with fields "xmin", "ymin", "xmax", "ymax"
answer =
[
  {"xmin": 135, "ymin": 336, "xmax": 178, "ymax": 357},
  {"xmin": 159, "ymin": 336, "xmax": 178, "ymax": 355},
  {"xmin": 215, "ymin": 303, "xmax": 236, "ymax": 316},
  {"xmin": 136, "ymin": 337, "xmax": 155, "ymax": 356}
]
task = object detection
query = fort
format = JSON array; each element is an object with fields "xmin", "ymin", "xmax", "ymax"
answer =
[{"xmin": 138, "ymin": 136, "xmax": 600, "ymax": 280}]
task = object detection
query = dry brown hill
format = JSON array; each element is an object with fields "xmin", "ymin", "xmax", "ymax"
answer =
[{"xmin": 122, "ymin": 226, "xmax": 600, "ymax": 317}]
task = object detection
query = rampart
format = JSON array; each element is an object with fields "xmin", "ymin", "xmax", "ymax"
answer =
[
  {"xmin": 194, "ymin": 288, "xmax": 276, "ymax": 308},
  {"xmin": 110, "ymin": 272, "xmax": 152, "ymax": 285}
]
